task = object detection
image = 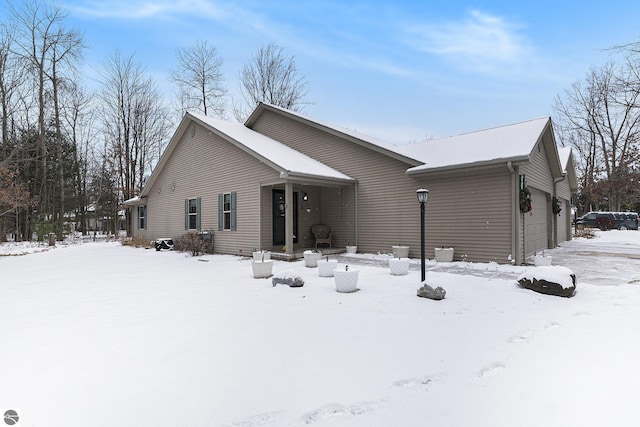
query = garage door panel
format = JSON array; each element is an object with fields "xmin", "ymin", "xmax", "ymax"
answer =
[
  {"xmin": 557, "ymin": 198, "xmax": 569, "ymax": 244},
  {"xmin": 524, "ymin": 189, "xmax": 549, "ymax": 256}
]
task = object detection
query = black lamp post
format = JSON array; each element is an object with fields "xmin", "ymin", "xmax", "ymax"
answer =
[{"xmin": 416, "ymin": 188, "xmax": 429, "ymax": 282}]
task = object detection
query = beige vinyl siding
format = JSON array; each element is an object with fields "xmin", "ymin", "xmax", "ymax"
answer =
[
  {"xmin": 419, "ymin": 167, "xmax": 513, "ymax": 263},
  {"xmin": 259, "ymin": 186, "xmax": 272, "ymax": 250},
  {"xmin": 144, "ymin": 121, "xmax": 278, "ymax": 255},
  {"xmin": 318, "ymin": 186, "xmax": 356, "ymax": 247},
  {"xmin": 250, "ymin": 110, "xmax": 424, "ymax": 257}
]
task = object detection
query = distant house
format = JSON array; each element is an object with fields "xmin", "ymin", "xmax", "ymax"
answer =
[{"xmin": 126, "ymin": 103, "xmax": 577, "ymax": 264}]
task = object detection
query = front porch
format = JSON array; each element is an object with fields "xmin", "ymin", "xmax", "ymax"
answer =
[
  {"xmin": 259, "ymin": 180, "xmax": 357, "ymax": 256},
  {"xmin": 269, "ymin": 246, "xmax": 346, "ymax": 261}
]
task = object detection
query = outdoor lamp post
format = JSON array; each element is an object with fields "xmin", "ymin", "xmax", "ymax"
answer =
[{"xmin": 416, "ymin": 188, "xmax": 429, "ymax": 282}]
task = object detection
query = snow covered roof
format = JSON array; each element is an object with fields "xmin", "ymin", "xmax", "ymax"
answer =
[
  {"xmin": 123, "ymin": 196, "xmax": 142, "ymax": 206},
  {"xmin": 556, "ymin": 146, "xmax": 579, "ymax": 191},
  {"xmin": 245, "ymin": 103, "xmax": 423, "ymax": 166},
  {"xmin": 557, "ymin": 146, "xmax": 572, "ymax": 173},
  {"xmin": 189, "ymin": 113, "xmax": 354, "ymax": 183},
  {"xmin": 404, "ymin": 117, "xmax": 554, "ymax": 174}
]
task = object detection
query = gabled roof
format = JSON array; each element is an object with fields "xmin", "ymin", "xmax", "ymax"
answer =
[
  {"xmin": 140, "ymin": 112, "xmax": 354, "ymax": 198},
  {"xmin": 557, "ymin": 146, "xmax": 579, "ymax": 192},
  {"xmin": 404, "ymin": 117, "xmax": 563, "ymax": 176},
  {"xmin": 245, "ymin": 102, "xmax": 423, "ymax": 167}
]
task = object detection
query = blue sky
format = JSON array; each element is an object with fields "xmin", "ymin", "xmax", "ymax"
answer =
[{"xmin": 62, "ymin": 0, "xmax": 640, "ymax": 145}]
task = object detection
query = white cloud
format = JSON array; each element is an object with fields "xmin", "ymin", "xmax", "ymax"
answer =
[
  {"xmin": 404, "ymin": 9, "xmax": 533, "ymax": 70},
  {"xmin": 65, "ymin": 0, "xmax": 227, "ymax": 20}
]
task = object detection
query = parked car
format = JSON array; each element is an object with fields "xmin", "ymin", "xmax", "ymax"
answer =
[
  {"xmin": 575, "ymin": 212, "xmax": 638, "ymax": 230},
  {"xmin": 613, "ymin": 212, "xmax": 639, "ymax": 230}
]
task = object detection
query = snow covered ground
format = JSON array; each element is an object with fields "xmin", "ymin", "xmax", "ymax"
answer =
[{"xmin": 1, "ymin": 231, "xmax": 640, "ymax": 426}]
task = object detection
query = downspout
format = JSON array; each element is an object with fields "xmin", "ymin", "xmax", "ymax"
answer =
[
  {"xmin": 507, "ymin": 161, "xmax": 518, "ymax": 264},
  {"xmin": 354, "ymin": 181, "xmax": 359, "ymax": 247}
]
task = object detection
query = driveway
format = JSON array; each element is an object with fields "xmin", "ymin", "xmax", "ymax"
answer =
[
  {"xmin": 545, "ymin": 233, "xmax": 640, "ymax": 286},
  {"xmin": 337, "ymin": 231, "xmax": 640, "ymax": 286}
]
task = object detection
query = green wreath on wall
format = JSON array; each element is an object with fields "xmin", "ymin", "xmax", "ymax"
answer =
[
  {"xmin": 519, "ymin": 186, "xmax": 532, "ymax": 213},
  {"xmin": 552, "ymin": 196, "xmax": 563, "ymax": 215}
]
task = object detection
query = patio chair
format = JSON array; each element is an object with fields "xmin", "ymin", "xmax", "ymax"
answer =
[{"xmin": 311, "ymin": 224, "xmax": 332, "ymax": 249}]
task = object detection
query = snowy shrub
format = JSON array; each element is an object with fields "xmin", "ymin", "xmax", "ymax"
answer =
[
  {"xmin": 121, "ymin": 236, "xmax": 151, "ymax": 248},
  {"xmin": 594, "ymin": 216, "xmax": 615, "ymax": 231},
  {"xmin": 574, "ymin": 228, "xmax": 596, "ymax": 239},
  {"xmin": 173, "ymin": 232, "xmax": 205, "ymax": 256}
]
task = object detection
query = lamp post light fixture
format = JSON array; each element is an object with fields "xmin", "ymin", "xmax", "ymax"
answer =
[{"xmin": 416, "ymin": 188, "xmax": 429, "ymax": 282}]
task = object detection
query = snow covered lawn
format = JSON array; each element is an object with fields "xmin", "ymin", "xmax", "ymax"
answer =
[{"xmin": 2, "ymin": 232, "xmax": 640, "ymax": 426}]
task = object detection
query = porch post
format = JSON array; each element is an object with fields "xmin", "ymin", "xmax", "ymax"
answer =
[{"xmin": 285, "ymin": 181, "xmax": 294, "ymax": 254}]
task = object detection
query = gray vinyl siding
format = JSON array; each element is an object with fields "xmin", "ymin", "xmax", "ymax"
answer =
[
  {"xmin": 142, "ymin": 121, "xmax": 277, "ymax": 255},
  {"xmin": 418, "ymin": 167, "xmax": 513, "ymax": 263},
  {"xmin": 250, "ymin": 110, "xmax": 423, "ymax": 257},
  {"xmin": 520, "ymin": 140, "xmax": 554, "ymax": 194}
]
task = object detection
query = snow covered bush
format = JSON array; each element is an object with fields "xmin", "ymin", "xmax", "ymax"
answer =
[
  {"xmin": 121, "ymin": 236, "xmax": 151, "ymax": 248},
  {"xmin": 595, "ymin": 216, "xmax": 615, "ymax": 231}
]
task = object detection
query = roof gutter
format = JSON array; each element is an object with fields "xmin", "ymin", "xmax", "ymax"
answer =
[
  {"xmin": 123, "ymin": 196, "xmax": 147, "ymax": 206},
  {"xmin": 280, "ymin": 170, "xmax": 355, "ymax": 186},
  {"xmin": 407, "ymin": 156, "xmax": 530, "ymax": 176}
]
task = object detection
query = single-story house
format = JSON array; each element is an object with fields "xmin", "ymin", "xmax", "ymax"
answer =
[{"xmin": 126, "ymin": 103, "xmax": 577, "ymax": 264}]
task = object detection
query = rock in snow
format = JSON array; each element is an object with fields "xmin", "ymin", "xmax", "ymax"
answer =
[
  {"xmin": 517, "ymin": 265, "xmax": 576, "ymax": 298},
  {"xmin": 272, "ymin": 270, "xmax": 304, "ymax": 287},
  {"xmin": 417, "ymin": 283, "xmax": 446, "ymax": 300}
]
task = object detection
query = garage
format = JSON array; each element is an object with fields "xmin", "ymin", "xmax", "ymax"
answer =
[
  {"xmin": 524, "ymin": 188, "xmax": 550, "ymax": 256},
  {"xmin": 556, "ymin": 197, "xmax": 570, "ymax": 244}
]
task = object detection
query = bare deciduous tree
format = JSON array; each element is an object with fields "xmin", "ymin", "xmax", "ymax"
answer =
[
  {"xmin": 233, "ymin": 43, "xmax": 310, "ymax": 121},
  {"xmin": 8, "ymin": 0, "xmax": 86, "ymax": 237},
  {"xmin": 170, "ymin": 40, "xmax": 226, "ymax": 118},
  {"xmin": 555, "ymin": 61, "xmax": 640, "ymax": 212},
  {"xmin": 0, "ymin": 22, "xmax": 24, "ymax": 163},
  {"xmin": 99, "ymin": 50, "xmax": 170, "ymax": 236}
]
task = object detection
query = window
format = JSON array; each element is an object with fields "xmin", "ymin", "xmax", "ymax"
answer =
[
  {"xmin": 138, "ymin": 205, "xmax": 146, "ymax": 229},
  {"xmin": 223, "ymin": 193, "xmax": 231, "ymax": 230},
  {"xmin": 188, "ymin": 198, "xmax": 197, "ymax": 229},
  {"xmin": 218, "ymin": 192, "xmax": 236, "ymax": 231},
  {"xmin": 184, "ymin": 197, "xmax": 201, "ymax": 230}
]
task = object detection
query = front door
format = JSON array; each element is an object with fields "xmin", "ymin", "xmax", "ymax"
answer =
[{"xmin": 272, "ymin": 189, "xmax": 298, "ymax": 246}]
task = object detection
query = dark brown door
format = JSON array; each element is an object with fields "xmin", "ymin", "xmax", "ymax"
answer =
[{"xmin": 272, "ymin": 189, "xmax": 298, "ymax": 246}]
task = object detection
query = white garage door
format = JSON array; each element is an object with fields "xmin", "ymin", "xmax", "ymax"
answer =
[
  {"xmin": 524, "ymin": 189, "xmax": 549, "ymax": 256},
  {"xmin": 557, "ymin": 197, "xmax": 569, "ymax": 244}
]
